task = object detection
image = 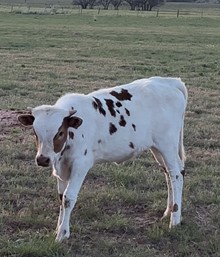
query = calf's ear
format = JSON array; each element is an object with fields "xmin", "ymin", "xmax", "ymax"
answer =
[
  {"xmin": 18, "ymin": 114, "xmax": 35, "ymax": 127},
  {"xmin": 67, "ymin": 116, "xmax": 83, "ymax": 129}
]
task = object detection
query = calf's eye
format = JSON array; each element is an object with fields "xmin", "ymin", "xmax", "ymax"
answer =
[{"xmin": 58, "ymin": 131, "xmax": 64, "ymax": 138}]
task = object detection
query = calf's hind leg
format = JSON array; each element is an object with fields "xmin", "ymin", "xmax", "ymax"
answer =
[
  {"xmin": 160, "ymin": 147, "xmax": 184, "ymax": 228},
  {"xmin": 150, "ymin": 147, "xmax": 173, "ymax": 220}
]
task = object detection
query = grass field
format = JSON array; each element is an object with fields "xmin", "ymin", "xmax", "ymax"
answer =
[{"xmin": 0, "ymin": 7, "xmax": 220, "ymax": 257}]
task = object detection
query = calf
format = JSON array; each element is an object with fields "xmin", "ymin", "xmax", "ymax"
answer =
[{"xmin": 18, "ymin": 77, "xmax": 187, "ymax": 242}]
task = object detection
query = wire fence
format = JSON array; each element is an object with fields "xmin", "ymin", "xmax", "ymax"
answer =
[{"xmin": 0, "ymin": 2, "xmax": 220, "ymax": 18}]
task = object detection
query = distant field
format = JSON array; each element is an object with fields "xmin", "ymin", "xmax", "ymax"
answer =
[{"xmin": 0, "ymin": 7, "xmax": 220, "ymax": 257}]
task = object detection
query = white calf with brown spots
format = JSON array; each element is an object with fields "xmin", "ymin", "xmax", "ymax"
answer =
[{"xmin": 18, "ymin": 76, "xmax": 188, "ymax": 242}]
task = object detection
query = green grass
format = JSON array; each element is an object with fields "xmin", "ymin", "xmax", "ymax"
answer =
[{"xmin": 0, "ymin": 7, "xmax": 220, "ymax": 257}]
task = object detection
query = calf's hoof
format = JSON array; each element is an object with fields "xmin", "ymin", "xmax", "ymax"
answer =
[{"xmin": 55, "ymin": 228, "xmax": 70, "ymax": 242}]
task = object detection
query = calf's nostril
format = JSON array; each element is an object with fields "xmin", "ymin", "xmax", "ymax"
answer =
[
  {"xmin": 45, "ymin": 158, "xmax": 50, "ymax": 165},
  {"xmin": 36, "ymin": 155, "xmax": 50, "ymax": 167}
]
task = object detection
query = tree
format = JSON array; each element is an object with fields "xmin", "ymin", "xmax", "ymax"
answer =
[
  {"xmin": 88, "ymin": 0, "xmax": 97, "ymax": 9},
  {"xmin": 139, "ymin": 0, "xmax": 164, "ymax": 11},
  {"xmin": 111, "ymin": 0, "xmax": 123, "ymax": 10},
  {"xmin": 125, "ymin": 0, "xmax": 163, "ymax": 10},
  {"xmin": 99, "ymin": 0, "xmax": 112, "ymax": 9},
  {"xmin": 146, "ymin": 0, "xmax": 162, "ymax": 11},
  {"xmin": 125, "ymin": 0, "xmax": 137, "ymax": 10},
  {"xmin": 73, "ymin": 0, "xmax": 91, "ymax": 9}
]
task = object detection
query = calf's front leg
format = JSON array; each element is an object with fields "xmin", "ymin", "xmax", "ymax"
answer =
[
  {"xmin": 56, "ymin": 179, "xmax": 68, "ymax": 233},
  {"xmin": 56, "ymin": 161, "xmax": 92, "ymax": 242}
]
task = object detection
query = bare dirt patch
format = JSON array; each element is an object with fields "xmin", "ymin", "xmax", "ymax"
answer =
[{"xmin": 0, "ymin": 109, "xmax": 26, "ymax": 141}]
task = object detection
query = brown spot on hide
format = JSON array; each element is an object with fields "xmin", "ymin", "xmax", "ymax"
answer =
[
  {"xmin": 125, "ymin": 108, "xmax": 130, "ymax": 116},
  {"xmin": 92, "ymin": 100, "xmax": 98, "ymax": 110},
  {"xmin": 92, "ymin": 97, "xmax": 106, "ymax": 116},
  {"xmin": 160, "ymin": 166, "xmax": 168, "ymax": 174},
  {"xmin": 64, "ymin": 198, "xmax": 70, "ymax": 208},
  {"xmin": 59, "ymin": 194, "xmax": 63, "ymax": 203},
  {"xmin": 53, "ymin": 115, "xmax": 81, "ymax": 154},
  {"xmin": 119, "ymin": 115, "xmax": 126, "ymax": 127},
  {"xmin": 105, "ymin": 99, "xmax": 116, "ymax": 117},
  {"xmin": 82, "ymin": 134, "xmax": 84, "ymax": 138},
  {"xmin": 84, "ymin": 149, "xmax": 87, "ymax": 156},
  {"xmin": 60, "ymin": 144, "xmax": 70, "ymax": 156},
  {"xmin": 176, "ymin": 175, "xmax": 179, "ymax": 179},
  {"xmin": 132, "ymin": 124, "xmax": 136, "ymax": 131},
  {"xmin": 110, "ymin": 89, "xmax": 133, "ymax": 101},
  {"xmin": 181, "ymin": 170, "xmax": 186, "ymax": 177},
  {"xmin": 116, "ymin": 110, "xmax": 120, "ymax": 114},
  {"xmin": 172, "ymin": 203, "xmax": 178, "ymax": 212},
  {"xmin": 60, "ymin": 148, "xmax": 65, "ymax": 156},
  {"xmin": 129, "ymin": 142, "xmax": 134, "ymax": 149},
  {"xmin": 109, "ymin": 123, "xmax": 117, "ymax": 135},
  {"xmin": 53, "ymin": 119, "xmax": 69, "ymax": 153},
  {"xmin": 116, "ymin": 101, "xmax": 122, "ymax": 107},
  {"xmin": 98, "ymin": 139, "xmax": 102, "ymax": 143},
  {"xmin": 69, "ymin": 131, "xmax": 74, "ymax": 139}
]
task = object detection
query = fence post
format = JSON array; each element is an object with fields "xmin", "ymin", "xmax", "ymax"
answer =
[
  {"xmin": 11, "ymin": 5, "xmax": 13, "ymax": 12},
  {"xmin": 98, "ymin": 8, "xmax": 100, "ymax": 15},
  {"xmin": 156, "ymin": 9, "xmax": 159, "ymax": 17},
  {"xmin": 177, "ymin": 9, "xmax": 179, "ymax": 18}
]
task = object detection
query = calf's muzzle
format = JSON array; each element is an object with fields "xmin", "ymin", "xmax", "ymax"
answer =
[{"xmin": 36, "ymin": 155, "xmax": 50, "ymax": 167}]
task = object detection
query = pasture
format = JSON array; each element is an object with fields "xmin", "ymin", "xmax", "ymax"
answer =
[{"xmin": 0, "ymin": 7, "xmax": 220, "ymax": 257}]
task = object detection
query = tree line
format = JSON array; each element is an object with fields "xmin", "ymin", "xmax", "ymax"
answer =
[{"xmin": 73, "ymin": 0, "xmax": 164, "ymax": 11}]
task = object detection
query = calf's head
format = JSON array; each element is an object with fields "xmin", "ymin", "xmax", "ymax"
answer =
[{"xmin": 18, "ymin": 106, "xmax": 82, "ymax": 167}]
